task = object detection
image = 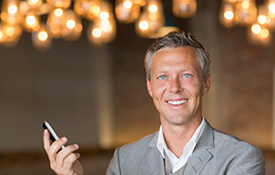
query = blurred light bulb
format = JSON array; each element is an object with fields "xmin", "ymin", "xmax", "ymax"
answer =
[
  {"xmin": 135, "ymin": 0, "xmax": 164, "ymax": 37},
  {"xmin": 149, "ymin": 4, "xmax": 158, "ymax": 13},
  {"xmin": 92, "ymin": 28, "xmax": 102, "ymax": 38},
  {"xmin": 24, "ymin": 11, "xmax": 40, "ymax": 32},
  {"xmin": 139, "ymin": 21, "xmax": 149, "ymax": 30},
  {"xmin": 241, "ymin": 1, "xmax": 250, "ymax": 9},
  {"xmin": 32, "ymin": 25, "xmax": 52, "ymax": 51},
  {"xmin": 248, "ymin": 24, "xmax": 271, "ymax": 46},
  {"xmin": 87, "ymin": 1, "xmax": 116, "ymax": 45},
  {"xmin": 38, "ymin": 31, "xmax": 48, "ymax": 41},
  {"xmin": 1, "ymin": 0, "xmax": 22, "ymax": 25},
  {"xmin": 101, "ymin": 20, "xmax": 110, "ymax": 29},
  {"xmin": 269, "ymin": 4, "xmax": 275, "ymax": 13},
  {"xmin": 60, "ymin": 10, "xmax": 82, "ymax": 41},
  {"xmin": 260, "ymin": 28, "xmax": 269, "ymax": 38},
  {"xmin": 172, "ymin": 0, "xmax": 197, "ymax": 18},
  {"xmin": 251, "ymin": 24, "xmax": 261, "ymax": 34},
  {"xmin": 219, "ymin": 1, "xmax": 235, "ymax": 28},
  {"xmin": 66, "ymin": 19, "xmax": 76, "ymax": 29},
  {"xmin": 235, "ymin": 0, "xmax": 257, "ymax": 26},
  {"xmin": 26, "ymin": 15, "xmax": 36, "ymax": 25},
  {"xmin": 6, "ymin": 26, "xmax": 15, "ymax": 36},
  {"xmin": 8, "ymin": 5, "xmax": 17, "ymax": 14},
  {"xmin": 54, "ymin": 8, "xmax": 63, "ymax": 17},
  {"xmin": 2, "ymin": 23, "xmax": 23, "ymax": 47},
  {"xmin": 115, "ymin": 0, "xmax": 140, "ymax": 23},
  {"xmin": 123, "ymin": 1, "xmax": 132, "ymax": 8},
  {"xmin": 224, "ymin": 10, "xmax": 234, "ymax": 20},
  {"xmin": 89, "ymin": 5, "xmax": 101, "ymax": 17},
  {"xmin": 258, "ymin": 15, "xmax": 267, "ymax": 24},
  {"xmin": 100, "ymin": 12, "xmax": 109, "ymax": 20},
  {"xmin": 47, "ymin": 8, "xmax": 66, "ymax": 38}
]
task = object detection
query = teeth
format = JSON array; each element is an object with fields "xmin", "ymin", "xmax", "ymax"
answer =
[{"xmin": 167, "ymin": 100, "xmax": 187, "ymax": 105}]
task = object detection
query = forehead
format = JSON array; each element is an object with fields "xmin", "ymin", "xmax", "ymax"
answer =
[{"xmin": 151, "ymin": 46, "xmax": 199, "ymax": 68}]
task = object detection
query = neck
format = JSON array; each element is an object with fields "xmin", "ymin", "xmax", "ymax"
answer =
[{"xmin": 161, "ymin": 116, "xmax": 202, "ymax": 158}]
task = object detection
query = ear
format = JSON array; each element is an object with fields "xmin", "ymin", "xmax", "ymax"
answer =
[
  {"xmin": 146, "ymin": 78, "xmax": 153, "ymax": 97},
  {"xmin": 202, "ymin": 74, "xmax": 211, "ymax": 95}
]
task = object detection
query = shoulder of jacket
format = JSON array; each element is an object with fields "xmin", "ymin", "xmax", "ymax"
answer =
[
  {"xmin": 116, "ymin": 131, "xmax": 158, "ymax": 155},
  {"xmin": 212, "ymin": 128, "xmax": 259, "ymax": 151}
]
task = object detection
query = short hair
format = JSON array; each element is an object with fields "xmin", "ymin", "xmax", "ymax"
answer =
[{"xmin": 144, "ymin": 31, "xmax": 210, "ymax": 81}]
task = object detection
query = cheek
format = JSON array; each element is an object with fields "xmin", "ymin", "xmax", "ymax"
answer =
[
  {"xmin": 184, "ymin": 81, "xmax": 204, "ymax": 96},
  {"xmin": 151, "ymin": 82, "xmax": 167, "ymax": 99}
]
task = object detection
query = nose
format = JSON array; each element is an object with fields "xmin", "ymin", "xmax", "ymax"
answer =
[{"xmin": 168, "ymin": 77, "xmax": 183, "ymax": 93}]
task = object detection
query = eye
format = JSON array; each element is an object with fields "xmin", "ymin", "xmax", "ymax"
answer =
[
  {"xmin": 158, "ymin": 75, "xmax": 167, "ymax": 80},
  {"xmin": 183, "ymin": 74, "xmax": 192, "ymax": 78}
]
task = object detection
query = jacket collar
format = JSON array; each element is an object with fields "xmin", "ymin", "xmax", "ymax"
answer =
[
  {"xmin": 183, "ymin": 120, "xmax": 215, "ymax": 175},
  {"xmin": 141, "ymin": 120, "xmax": 215, "ymax": 175}
]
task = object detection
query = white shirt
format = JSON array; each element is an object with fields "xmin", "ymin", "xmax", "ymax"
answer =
[{"xmin": 156, "ymin": 117, "xmax": 206, "ymax": 173}]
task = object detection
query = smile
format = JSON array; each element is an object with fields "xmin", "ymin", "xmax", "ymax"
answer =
[{"xmin": 167, "ymin": 99, "xmax": 188, "ymax": 105}]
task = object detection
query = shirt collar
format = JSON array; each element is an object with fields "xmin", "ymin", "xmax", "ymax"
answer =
[{"xmin": 156, "ymin": 117, "xmax": 206, "ymax": 158}]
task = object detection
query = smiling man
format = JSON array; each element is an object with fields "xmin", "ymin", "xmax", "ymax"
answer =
[{"xmin": 43, "ymin": 31, "xmax": 265, "ymax": 175}]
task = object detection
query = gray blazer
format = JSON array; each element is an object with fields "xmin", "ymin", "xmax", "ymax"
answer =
[{"xmin": 106, "ymin": 121, "xmax": 265, "ymax": 175}]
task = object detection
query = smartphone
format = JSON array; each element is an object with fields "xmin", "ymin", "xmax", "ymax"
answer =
[{"xmin": 43, "ymin": 120, "xmax": 65, "ymax": 150}]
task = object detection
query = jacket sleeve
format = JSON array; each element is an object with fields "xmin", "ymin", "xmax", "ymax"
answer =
[
  {"xmin": 106, "ymin": 148, "xmax": 121, "ymax": 175},
  {"xmin": 226, "ymin": 146, "xmax": 265, "ymax": 175}
]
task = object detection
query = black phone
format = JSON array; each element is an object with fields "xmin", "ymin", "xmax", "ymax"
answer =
[{"xmin": 43, "ymin": 120, "xmax": 65, "ymax": 150}]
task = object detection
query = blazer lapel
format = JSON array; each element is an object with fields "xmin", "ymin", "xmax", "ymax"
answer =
[
  {"xmin": 184, "ymin": 120, "xmax": 215, "ymax": 175},
  {"xmin": 140, "ymin": 132, "xmax": 166, "ymax": 175}
]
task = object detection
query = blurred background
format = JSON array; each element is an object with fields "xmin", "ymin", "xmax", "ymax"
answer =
[{"xmin": 0, "ymin": 0, "xmax": 274, "ymax": 174}]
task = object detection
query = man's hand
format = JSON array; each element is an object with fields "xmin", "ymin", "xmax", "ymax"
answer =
[{"xmin": 43, "ymin": 129, "xmax": 83, "ymax": 175}]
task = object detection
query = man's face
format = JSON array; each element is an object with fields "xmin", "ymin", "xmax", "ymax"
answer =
[{"xmin": 146, "ymin": 46, "xmax": 210, "ymax": 127}]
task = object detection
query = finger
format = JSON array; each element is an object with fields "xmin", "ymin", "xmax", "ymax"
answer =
[
  {"xmin": 49, "ymin": 137, "xmax": 68, "ymax": 156},
  {"xmin": 47, "ymin": 137, "xmax": 67, "ymax": 166},
  {"xmin": 43, "ymin": 129, "xmax": 51, "ymax": 153},
  {"xmin": 56, "ymin": 144, "xmax": 80, "ymax": 168},
  {"xmin": 63, "ymin": 153, "xmax": 81, "ymax": 173}
]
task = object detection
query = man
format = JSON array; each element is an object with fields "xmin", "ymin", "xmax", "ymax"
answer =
[{"xmin": 43, "ymin": 31, "xmax": 265, "ymax": 175}]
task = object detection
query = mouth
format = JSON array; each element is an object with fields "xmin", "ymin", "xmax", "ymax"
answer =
[{"xmin": 167, "ymin": 99, "xmax": 188, "ymax": 106}]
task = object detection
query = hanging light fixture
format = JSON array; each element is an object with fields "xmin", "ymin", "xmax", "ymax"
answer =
[
  {"xmin": 2, "ymin": 23, "xmax": 23, "ymax": 47},
  {"xmin": 257, "ymin": 5, "xmax": 271, "ymax": 28},
  {"xmin": 74, "ymin": 0, "xmax": 101, "ymax": 21},
  {"xmin": 135, "ymin": 0, "xmax": 164, "ymax": 37},
  {"xmin": 23, "ymin": 11, "xmax": 40, "ymax": 32},
  {"xmin": 1, "ymin": 0, "xmax": 23, "ymax": 25},
  {"xmin": 218, "ymin": 0, "xmax": 275, "ymax": 46},
  {"xmin": 32, "ymin": 24, "xmax": 52, "ymax": 51},
  {"xmin": 248, "ymin": 23, "xmax": 271, "ymax": 46},
  {"xmin": 46, "ymin": 8, "xmax": 66, "ymax": 39},
  {"xmin": 115, "ymin": 0, "xmax": 140, "ymax": 23},
  {"xmin": 172, "ymin": 0, "xmax": 197, "ymax": 18},
  {"xmin": 247, "ymin": 3, "xmax": 272, "ymax": 46},
  {"xmin": 267, "ymin": 0, "xmax": 275, "ymax": 18},
  {"xmin": 234, "ymin": 0, "xmax": 257, "ymax": 26},
  {"xmin": 219, "ymin": 0, "xmax": 236, "ymax": 28},
  {"xmin": 87, "ymin": 1, "xmax": 116, "ymax": 45},
  {"xmin": 61, "ymin": 10, "xmax": 83, "ymax": 41}
]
